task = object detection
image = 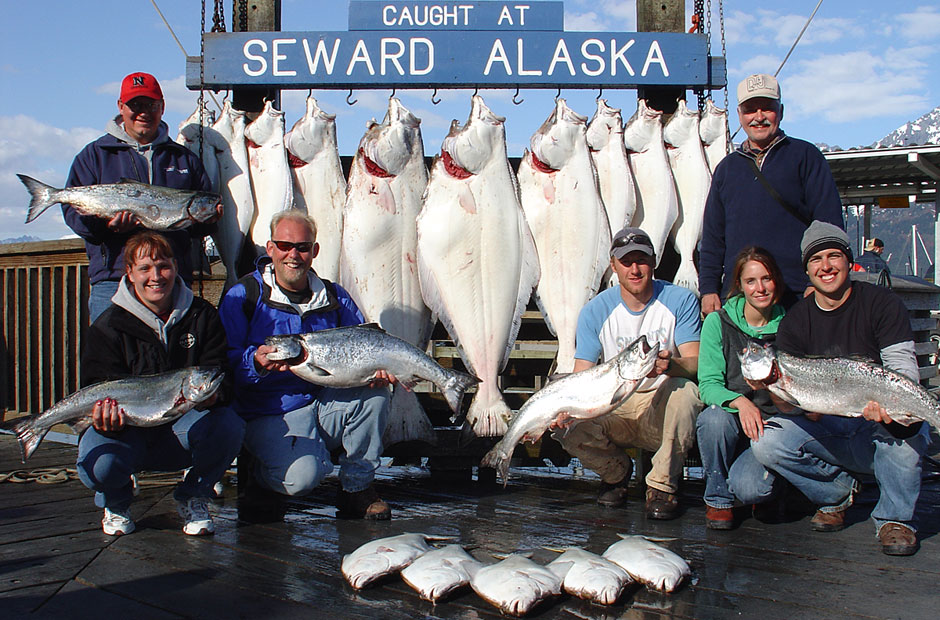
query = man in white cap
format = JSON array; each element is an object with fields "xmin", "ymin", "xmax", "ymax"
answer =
[
  {"xmin": 749, "ymin": 221, "xmax": 928, "ymax": 556},
  {"xmin": 699, "ymin": 73, "xmax": 844, "ymax": 314}
]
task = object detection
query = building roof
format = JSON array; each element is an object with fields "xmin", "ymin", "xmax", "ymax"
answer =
[{"xmin": 823, "ymin": 144, "xmax": 940, "ymax": 204}]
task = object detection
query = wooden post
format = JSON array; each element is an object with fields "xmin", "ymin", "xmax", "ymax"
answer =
[
  {"xmin": 636, "ymin": 0, "xmax": 685, "ymax": 115},
  {"xmin": 232, "ymin": 0, "xmax": 281, "ymax": 113}
]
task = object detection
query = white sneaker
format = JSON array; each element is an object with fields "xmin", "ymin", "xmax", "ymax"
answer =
[
  {"xmin": 177, "ymin": 497, "xmax": 214, "ymax": 536},
  {"xmin": 102, "ymin": 507, "xmax": 135, "ymax": 536}
]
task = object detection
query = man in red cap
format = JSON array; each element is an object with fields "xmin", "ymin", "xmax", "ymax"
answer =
[{"xmin": 62, "ymin": 72, "xmax": 219, "ymax": 321}]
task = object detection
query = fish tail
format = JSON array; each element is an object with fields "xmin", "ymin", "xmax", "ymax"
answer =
[
  {"xmin": 672, "ymin": 262, "xmax": 700, "ymax": 298},
  {"xmin": 17, "ymin": 174, "xmax": 58, "ymax": 223},
  {"xmin": 4, "ymin": 418, "xmax": 48, "ymax": 463},
  {"xmin": 466, "ymin": 396, "xmax": 510, "ymax": 438},
  {"xmin": 441, "ymin": 370, "xmax": 481, "ymax": 415},
  {"xmin": 480, "ymin": 444, "xmax": 511, "ymax": 487}
]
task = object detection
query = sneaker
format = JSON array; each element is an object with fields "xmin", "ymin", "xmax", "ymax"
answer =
[
  {"xmin": 177, "ymin": 497, "xmax": 215, "ymax": 536},
  {"xmin": 336, "ymin": 486, "xmax": 391, "ymax": 520},
  {"xmin": 705, "ymin": 506, "xmax": 735, "ymax": 530},
  {"xmin": 879, "ymin": 523, "xmax": 918, "ymax": 556},
  {"xmin": 645, "ymin": 488, "xmax": 680, "ymax": 520},
  {"xmin": 102, "ymin": 507, "xmax": 135, "ymax": 536}
]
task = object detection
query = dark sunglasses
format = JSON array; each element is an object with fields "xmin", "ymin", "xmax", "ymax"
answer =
[
  {"xmin": 271, "ymin": 240, "xmax": 314, "ymax": 253},
  {"xmin": 612, "ymin": 232, "xmax": 652, "ymax": 249},
  {"xmin": 122, "ymin": 98, "xmax": 161, "ymax": 113}
]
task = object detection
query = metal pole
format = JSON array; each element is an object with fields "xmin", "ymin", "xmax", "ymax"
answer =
[
  {"xmin": 636, "ymin": 0, "xmax": 685, "ymax": 115},
  {"xmin": 232, "ymin": 0, "xmax": 280, "ymax": 114}
]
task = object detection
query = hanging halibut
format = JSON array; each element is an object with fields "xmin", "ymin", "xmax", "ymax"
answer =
[
  {"xmin": 587, "ymin": 99, "xmax": 637, "ymax": 237},
  {"xmin": 176, "ymin": 101, "xmax": 220, "ymax": 193},
  {"xmin": 246, "ymin": 100, "xmax": 294, "ymax": 255},
  {"xmin": 208, "ymin": 100, "xmax": 254, "ymax": 289},
  {"xmin": 664, "ymin": 99, "xmax": 712, "ymax": 297},
  {"xmin": 700, "ymin": 99, "xmax": 730, "ymax": 173},
  {"xmin": 341, "ymin": 97, "xmax": 434, "ymax": 446},
  {"xmin": 623, "ymin": 100, "xmax": 678, "ymax": 266},
  {"xmin": 417, "ymin": 95, "xmax": 540, "ymax": 437},
  {"xmin": 518, "ymin": 98, "xmax": 610, "ymax": 374},
  {"xmin": 286, "ymin": 96, "xmax": 346, "ymax": 281}
]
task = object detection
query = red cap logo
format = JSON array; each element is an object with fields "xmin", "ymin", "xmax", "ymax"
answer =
[{"xmin": 120, "ymin": 72, "xmax": 163, "ymax": 102}]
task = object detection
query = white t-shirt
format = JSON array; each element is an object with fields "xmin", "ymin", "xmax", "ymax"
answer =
[{"xmin": 575, "ymin": 280, "xmax": 701, "ymax": 392}]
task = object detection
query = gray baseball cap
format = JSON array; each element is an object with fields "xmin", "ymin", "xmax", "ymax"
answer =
[{"xmin": 611, "ymin": 227, "xmax": 655, "ymax": 260}]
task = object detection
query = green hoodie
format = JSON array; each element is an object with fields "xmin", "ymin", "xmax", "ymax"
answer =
[{"xmin": 698, "ymin": 295, "xmax": 785, "ymax": 413}]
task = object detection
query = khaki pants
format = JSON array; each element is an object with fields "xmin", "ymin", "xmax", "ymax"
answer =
[{"xmin": 556, "ymin": 377, "xmax": 701, "ymax": 494}]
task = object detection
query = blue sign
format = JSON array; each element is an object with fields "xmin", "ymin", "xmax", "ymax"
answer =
[
  {"xmin": 348, "ymin": 1, "xmax": 564, "ymax": 31},
  {"xmin": 189, "ymin": 31, "xmax": 723, "ymax": 89}
]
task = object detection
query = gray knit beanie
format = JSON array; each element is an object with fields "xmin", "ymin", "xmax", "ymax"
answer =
[{"xmin": 801, "ymin": 221, "xmax": 853, "ymax": 268}]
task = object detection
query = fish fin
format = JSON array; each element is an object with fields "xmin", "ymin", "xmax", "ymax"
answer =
[
  {"xmin": 69, "ymin": 417, "xmax": 92, "ymax": 435},
  {"xmin": 610, "ymin": 381, "xmax": 637, "ymax": 406},
  {"xmin": 769, "ymin": 385, "xmax": 799, "ymax": 406},
  {"xmin": 168, "ymin": 218, "xmax": 191, "ymax": 230},
  {"xmin": 359, "ymin": 322, "xmax": 385, "ymax": 332},
  {"xmin": 18, "ymin": 174, "xmax": 58, "ymax": 224},
  {"xmin": 546, "ymin": 372, "xmax": 570, "ymax": 383},
  {"xmin": 7, "ymin": 418, "xmax": 49, "ymax": 463},
  {"xmin": 441, "ymin": 369, "xmax": 480, "ymax": 414},
  {"xmin": 500, "ymin": 208, "xmax": 541, "ymax": 371},
  {"xmin": 672, "ymin": 262, "xmax": 700, "ymax": 298},
  {"xmin": 466, "ymin": 395, "xmax": 511, "ymax": 437}
]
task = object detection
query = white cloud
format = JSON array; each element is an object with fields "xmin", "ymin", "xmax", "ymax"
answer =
[
  {"xmin": 565, "ymin": 11, "xmax": 608, "ymax": 32},
  {"xmin": 895, "ymin": 6, "xmax": 940, "ymax": 42},
  {"xmin": 780, "ymin": 49, "xmax": 929, "ymax": 123}
]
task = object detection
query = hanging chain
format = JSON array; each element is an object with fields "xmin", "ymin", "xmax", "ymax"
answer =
[
  {"xmin": 719, "ymin": 0, "xmax": 730, "ymax": 148},
  {"xmin": 198, "ymin": 0, "xmax": 208, "ymax": 293},
  {"xmin": 693, "ymin": 0, "xmax": 706, "ymax": 113},
  {"xmin": 237, "ymin": 0, "xmax": 248, "ymax": 32},
  {"xmin": 212, "ymin": 0, "xmax": 226, "ymax": 32}
]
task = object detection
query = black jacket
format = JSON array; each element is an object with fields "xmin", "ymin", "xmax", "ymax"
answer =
[{"xmin": 81, "ymin": 296, "xmax": 231, "ymax": 404}]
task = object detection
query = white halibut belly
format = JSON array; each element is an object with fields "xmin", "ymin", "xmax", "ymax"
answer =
[
  {"xmin": 246, "ymin": 102, "xmax": 294, "ymax": 255},
  {"xmin": 630, "ymin": 146, "xmax": 678, "ymax": 264},
  {"xmin": 292, "ymin": 151, "xmax": 345, "ymax": 282},
  {"xmin": 518, "ymin": 154, "xmax": 609, "ymax": 373}
]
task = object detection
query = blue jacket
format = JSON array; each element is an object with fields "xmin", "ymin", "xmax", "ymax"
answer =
[
  {"xmin": 218, "ymin": 258, "xmax": 365, "ymax": 418},
  {"xmin": 63, "ymin": 120, "xmax": 214, "ymax": 285},
  {"xmin": 698, "ymin": 134, "xmax": 844, "ymax": 298}
]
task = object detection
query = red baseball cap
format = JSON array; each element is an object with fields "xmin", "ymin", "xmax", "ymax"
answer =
[{"xmin": 120, "ymin": 72, "xmax": 163, "ymax": 102}]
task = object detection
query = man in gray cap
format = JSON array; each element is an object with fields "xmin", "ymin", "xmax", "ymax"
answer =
[
  {"xmin": 552, "ymin": 227, "xmax": 702, "ymax": 520},
  {"xmin": 749, "ymin": 221, "xmax": 928, "ymax": 556},
  {"xmin": 699, "ymin": 73, "xmax": 844, "ymax": 314}
]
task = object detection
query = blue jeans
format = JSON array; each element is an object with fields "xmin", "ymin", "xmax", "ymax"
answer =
[
  {"xmin": 243, "ymin": 385, "xmax": 390, "ymax": 496},
  {"xmin": 750, "ymin": 414, "xmax": 929, "ymax": 531},
  {"xmin": 88, "ymin": 280, "xmax": 121, "ymax": 323},
  {"xmin": 696, "ymin": 405, "xmax": 780, "ymax": 508},
  {"xmin": 76, "ymin": 406, "xmax": 245, "ymax": 510}
]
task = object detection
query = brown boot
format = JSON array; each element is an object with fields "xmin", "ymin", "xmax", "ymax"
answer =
[
  {"xmin": 705, "ymin": 506, "xmax": 735, "ymax": 530},
  {"xmin": 879, "ymin": 523, "xmax": 918, "ymax": 556},
  {"xmin": 597, "ymin": 479, "xmax": 630, "ymax": 508},
  {"xmin": 645, "ymin": 488, "xmax": 679, "ymax": 520},
  {"xmin": 337, "ymin": 486, "xmax": 391, "ymax": 520},
  {"xmin": 810, "ymin": 508, "xmax": 845, "ymax": 532}
]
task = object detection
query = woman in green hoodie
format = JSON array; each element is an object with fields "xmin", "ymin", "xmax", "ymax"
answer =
[{"xmin": 696, "ymin": 246, "xmax": 787, "ymax": 530}]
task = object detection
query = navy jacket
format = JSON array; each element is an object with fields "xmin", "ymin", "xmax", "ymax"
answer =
[
  {"xmin": 698, "ymin": 134, "xmax": 844, "ymax": 298},
  {"xmin": 218, "ymin": 258, "xmax": 365, "ymax": 418},
  {"xmin": 63, "ymin": 121, "xmax": 214, "ymax": 285}
]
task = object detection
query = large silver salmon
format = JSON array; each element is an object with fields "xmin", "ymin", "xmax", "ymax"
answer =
[
  {"xmin": 518, "ymin": 98, "xmax": 611, "ymax": 374},
  {"xmin": 1, "ymin": 367, "xmax": 224, "ymax": 462},
  {"xmin": 19, "ymin": 175, "xmax": 219, "ymax": 230},
  {"xmin": 264, "ymin": 324, "xmax": 478, "ymax": 414},
  {"xmin": 738, "ymin": 341, "xmax": 940, "ymax": 431},
  {"xmin": 481, "ymin": 335, "xmax": 660, "ymax": 484}
]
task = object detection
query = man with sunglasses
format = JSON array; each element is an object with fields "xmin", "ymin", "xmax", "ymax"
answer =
[
  {"xmin": 62, "ymin": 72, "xmax": 219, "ymax": 322},
  {"xmin": 219, "ymin": 211, "xmax": 394, "ymax": 520},
  {"xmin": 554, "ymin": 227, "xmax": 702, "ymax": 520}
]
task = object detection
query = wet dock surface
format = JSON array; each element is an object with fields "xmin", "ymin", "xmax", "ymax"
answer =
[{"xmin": 2, "ymin": 435, "xmax": 939, "ymax": 620}]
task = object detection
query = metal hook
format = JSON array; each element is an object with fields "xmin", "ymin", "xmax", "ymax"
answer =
[
  {"xmin": 554, "ymin": 87, "xmax": 562, "ymax": 102},
  {"xmin": 347, "ymin": 89, "xmax": 357, "ymax": 106},
  {"xmin": 390, "ymin": 88, "xmax": 396, "ymax": 99},
  {"xmin": 512, "ymin": 87, "xmax": 523, "ymax": 105},
  {"xmin": 473, "ymin": 86, "xmax": 479, "ymax": 97},
  {"xmin": 307, "ymin": 88, "xmax": 313, "ymax": 98},
  {"xmin": 596, "ymin": 87, "xmax": 604, "ymax": 102},
  {"xmin": 431, "ymin": 88, "xmax": 441, "ymax": 105}
]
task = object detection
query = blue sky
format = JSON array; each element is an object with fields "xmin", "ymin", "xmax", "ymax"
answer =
[{"xmin": 1, "ymin": 0, "xmax": 938, "ymax": 240}]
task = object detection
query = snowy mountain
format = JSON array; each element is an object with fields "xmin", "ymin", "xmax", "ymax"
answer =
[
  {"xmin": 0, "ymin": 235, "xmax": 42, "ymax": 244},
  {"xmin": 870, "ymin": 105, "xmax": 940, "ymax": 148}
]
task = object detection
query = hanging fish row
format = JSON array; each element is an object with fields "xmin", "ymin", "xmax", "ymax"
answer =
[
  {"xmin": 342, "ymin": 532, "xmax": 691, "ymax": 615},
  {"xmin": 175, "ymin": 95, "xmax": 728, "ymax": 439}
]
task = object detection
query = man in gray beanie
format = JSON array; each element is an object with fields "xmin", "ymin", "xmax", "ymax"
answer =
[{"xmin": 748, "ymin": 220, "xmax": 929, "ymax": 556}]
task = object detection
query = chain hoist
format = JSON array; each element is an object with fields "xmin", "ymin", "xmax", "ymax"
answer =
[
  {"xmin": 693, "ymin": 0, "xmax": 706, "ymax": 113},
  {"xmin": 236, "ymin": 0, "xmax": 248, "ymax": 32},
  {"xmin": 198, "ymin": 0, "xmax": 208, "ymax": 294},
  {"xmin": 212, "ymin": 0, "xmax": 226, "ymax": 32}
]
